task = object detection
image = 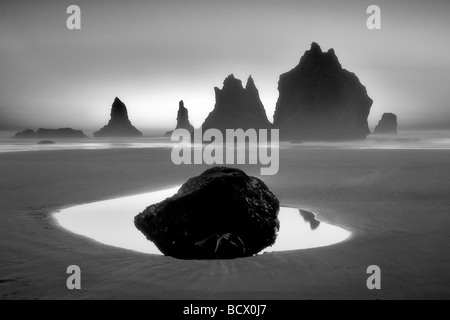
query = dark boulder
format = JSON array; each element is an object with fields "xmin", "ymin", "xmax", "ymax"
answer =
[
  {"xmin": 134, "ymin": 167, "xmax": 280, "ymax": 260},
  {"xmin": 94, "ymin": 97, "xmax": 143, "ymax": 137},
  {"xmin": 374, "ymin": 113, "xmax": 398, "ymax": 134},
  {"xmin": 273, "ymin": 42, "xmax": 373, "ymax": 141}
]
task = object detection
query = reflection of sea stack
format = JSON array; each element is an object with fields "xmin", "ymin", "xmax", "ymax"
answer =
[
  {"xmin": 94, "ymin": 98, "xmax": 143, "ymax": 137},
  {"xmin": 202, "ymin": 75, "xmax": 272, "ymax": 132},
  {"xmin": 273, "ymin": 42, "xmax": 373, "ymax": 140},
  {"xmin": 165, "ymin": 101, "xmax": 194, "ymax": 136},
  {"xmin": 374, "ymin": 113, "xmax": 398, "ymax": 134},
  {"xmin": 134, "ymin": 167, "xmax": 280, "ymax": 260}
]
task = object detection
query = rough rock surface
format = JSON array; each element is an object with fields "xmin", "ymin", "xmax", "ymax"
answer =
[
  {"xmin": 202, "ymin": 75, "xmax": 272, "ymax": 132},
  {"xmin": 134, "ymin": 167, "xmax": 280, "ymax": 260},
  {"xmin": 273, "ymin": 42, "xmax": 373, "ymax": 140},
  {"xmin": 165, "ymin": 100, "xmax": 195, "ymax": 136},
  {"xmin": 374, "ymin": 113, "xmax": 398, "ymax": 134},
  {"xmin": 94, "ymin": 97, "xmax": 142, "ymax": 137},
  {"xmin": 15, "ymin": 128, "xmax": 87, "ymax": 139}
]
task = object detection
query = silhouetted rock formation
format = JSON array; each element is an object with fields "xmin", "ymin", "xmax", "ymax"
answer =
[
  {"xmin": 165, "ymin": 101, "xmax": 195, "ymax": 136},
  {"xmin": 135, "ymin": 167, "xmax": 280, "ymax": 260},
  {"xmin": 94, "ymin": 97, "xmax": 143, "ymax": 137},
  {"xmin": 374, "ymin": 113, "xmax": 398, "ymax": 134},
  {"xmin": 273, "ymin": 42, "xmax": 373, "ymax": 140},
  {"xmin": 15, "ymin": 128, "xmax": 87, "ymax": 139},
  {"xmin": 15, "ymin": 129, "xmax": 35, "ymax": 138},
  {"xmin": 202, "ymin": 75, "xmax": 272, "ymax": 132},
  {"xmin": 37, "ymin": 140, "xmax": 56, "ymax": 145}
]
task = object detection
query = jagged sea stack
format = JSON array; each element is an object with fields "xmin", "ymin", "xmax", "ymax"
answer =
[
  {"xmin": 94, "ymin": 97, "xmax": 143, "ymax": 137},
  {"xmin": 273, "ymin": 43, "xmax": 373, "ymax": 140},
  {"xmin": 374, "ymin": 113, "xmax": 398, "ymax": 134},
  {"xmin": 202, "ymin": 75, "xmax": 272, "ymax": 132},
  {"xmin": 165, "ymin": 100, "xmax": 195, "ymax": 136}
]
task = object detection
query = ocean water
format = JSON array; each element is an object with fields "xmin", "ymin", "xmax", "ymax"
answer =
[
  {"xmin": 54, "ymin": 187, "xmax": 350, "ymax": 256},
  {"xmin": 0, "ymin": 131, "xmax": 175, "ymax": 153},
  {"xmin": 1, "ymin": 130, "xmax": 450, "ymax": 153},
  {"xmin": 294, "ymin": 130, "xmax": 450, "ymax": 150}
]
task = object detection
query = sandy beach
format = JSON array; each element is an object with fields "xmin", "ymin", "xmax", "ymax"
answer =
[{"xmin": 1, "ymin": 147, "xmax": 450, "ymax": 300}]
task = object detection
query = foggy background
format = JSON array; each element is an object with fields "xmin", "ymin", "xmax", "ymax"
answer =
[{"xmin": 1, "ymin": 0, "xmax": 449, "ymax": 132}]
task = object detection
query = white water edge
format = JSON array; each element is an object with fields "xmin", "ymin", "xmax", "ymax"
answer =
[{"xmin": 54, "ymin": 186, "xmax": 350, "ymax": 256}]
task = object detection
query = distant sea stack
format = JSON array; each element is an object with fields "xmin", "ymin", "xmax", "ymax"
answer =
[
  {"xmin": 15, "ymin": 128, "xmax": 87, "ymax": 139},
  {"xmin": 165, "ymin": 100, "xmax": 195, "ymax": 136},
  {"xmin": 94, "ymin": 97, "xmax": 143, "ymax": 137},
  {"xmin": 273, "ymin": 42, "xmax": 373, "ymax": 140},
  {"xmin": 202, "ymin": 75, "xmax": 272, "ymax": 132},
  {"xmin": 374, "ymin": 113, "xmax": 398, "ymax": 134},
  {"xmin": 37, "ymin": 140, "xmax": 56, "ymax": 145}
]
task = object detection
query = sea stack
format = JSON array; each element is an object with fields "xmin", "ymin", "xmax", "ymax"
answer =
[
  {"xmin": 374, "ymin": 113, "xmax": 398, "ymax": 134},
  {"xmin": 94, "ymin": 97, "xmax": 143, "ymax": 137},
  {"xmin": 202, "ymin": 75, "xmax": 272, "ymax": 132},
  {"xmin": 273, "ymin": 42, "xmax": 373, "ymax": 140},
  {"xmin": 15, "ymin": 128, "xmax": 87, "ymax": 139},
  {"xmin": 165, "ymin": 100, "xmax": 195, "ymax": 136},
  {"xmin": 134, "ymin": 167, "xmax": 280, "ymax": 260}
]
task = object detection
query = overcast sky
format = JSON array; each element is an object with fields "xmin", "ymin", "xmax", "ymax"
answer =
[{"xmin": 1, "ymin": 0, "xmax": 449, "ymax": 131}]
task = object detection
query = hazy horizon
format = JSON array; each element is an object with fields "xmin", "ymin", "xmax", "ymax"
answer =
[{"xmin": 1, "ymin": 0, "xmax": 450, "ymax": 132}]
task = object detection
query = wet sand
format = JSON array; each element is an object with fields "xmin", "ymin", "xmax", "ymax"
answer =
[{"xmin": 0, "ymin": 148, "xmax": 449, "ymax": 299}]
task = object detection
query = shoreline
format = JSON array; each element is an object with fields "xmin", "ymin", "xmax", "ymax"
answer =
[{"xmin": 1, "ymin": 147, "xmax": 449, "ymax": 299}]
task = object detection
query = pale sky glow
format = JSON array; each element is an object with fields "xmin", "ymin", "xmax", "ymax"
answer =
[{"xmin": 1, "ymin": 0, "xmax": 450, "ymax": 131}]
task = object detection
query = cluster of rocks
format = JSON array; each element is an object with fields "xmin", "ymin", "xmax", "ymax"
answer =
[
  {"xmin": 165, "ymin": 42, "xmax": 397, "ymax": 140},
  {"xmin": 12, "ymin": 43, "xmax": 401, "ymax": 261},
  {"xmin": 139, "ymin": 43, "xmax": 399, "ymax": 261},
  {"xmin": 15, "ymin": 97, "xmax": 143, "ymax": 139},
  {"xmin": 15, "ymin": 42, "xmax": 398, "ymax": 140}
]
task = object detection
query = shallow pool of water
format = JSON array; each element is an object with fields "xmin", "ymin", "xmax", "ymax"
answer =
[{"xmin": 54, "ymin": 187, "xmax": 350, "ymax": 256}]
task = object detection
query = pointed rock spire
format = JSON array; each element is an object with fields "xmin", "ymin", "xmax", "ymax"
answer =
[
  {"xmin": 109, "ymin": 97, "xmax": 130, "ymax": 122},
  {"xmin": 94, "ymin": 98, "xmax": 143, "ymax": 137},
  {"xmin": 166, "ymin": 100, "xmax": 195, "ymax": 136}
]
